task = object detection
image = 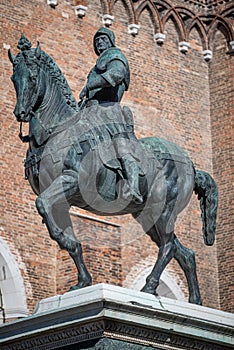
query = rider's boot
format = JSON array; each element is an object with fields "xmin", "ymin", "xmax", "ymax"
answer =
[{"xmin": 121, "ymin": 155, "xmax": 143, "ymax": 204}]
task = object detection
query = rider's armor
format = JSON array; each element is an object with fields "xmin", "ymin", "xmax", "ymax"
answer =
[{"xmin": 81, "ymin": 27, "xmax": 143, "ymax": 203}]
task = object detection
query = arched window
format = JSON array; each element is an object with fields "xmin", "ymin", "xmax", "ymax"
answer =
[
  {"xmin": 0, "ymin": 237, "xmax": 29, "ymax": 323},
  {"xmin": 131, "ymin": 267, "xmax": 186, "ymax": 301}
]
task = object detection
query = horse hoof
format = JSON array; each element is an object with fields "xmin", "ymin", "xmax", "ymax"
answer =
[
  {"xmin": 141, "ymin": 285, "xmax": 156, "ymax": 295},
  {"xmin": 69, "ymin": 285, "xmax": 79, "ymax": 292},
  {"xmin": 189, "ymin": 297, "xmax": 202, "ymax": 305},
  {"xmin": 69, "ymin": 280, "xmax": 92, "ymax": 292}
]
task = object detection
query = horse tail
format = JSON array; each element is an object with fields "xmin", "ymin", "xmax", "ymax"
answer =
[{"xmin": 194, "ymin": 170, "xmax": 218, "ymax": 246}]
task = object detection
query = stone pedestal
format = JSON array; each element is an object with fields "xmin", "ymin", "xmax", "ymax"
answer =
[{"xmin": 0, "ymin": 284, "xmax": 233, "ymax": 349}]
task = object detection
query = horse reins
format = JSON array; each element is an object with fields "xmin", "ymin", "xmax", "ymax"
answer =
[{"xmin": 19, "ymin": 121, "xmax": 30, "ymax": 143}]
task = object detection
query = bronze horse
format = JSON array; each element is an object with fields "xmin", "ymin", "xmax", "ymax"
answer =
[{"xmin": 8, "ymin": 38, "xmax": 218, "ymax": 305}]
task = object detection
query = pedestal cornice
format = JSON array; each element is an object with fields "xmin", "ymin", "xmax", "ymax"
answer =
[{"xmin": 0, "ymin": 284, "xmax": 233, "ymax": 350}]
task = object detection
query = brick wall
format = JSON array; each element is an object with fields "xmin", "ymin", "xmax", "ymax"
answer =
[
  {"xmin": 209, "ymin": 32, "xmax": 234, "ymax": 312},
  {"xmin": 0, "ymin": 0, "xmax": 233, "ymax": 314},
  {"xmin": 56, "ymin": 213, "xmax": 122, "ymax": 295},
  {"xmin": 109, "ymin": 0, "xmax": 219, "ymax": 308}
]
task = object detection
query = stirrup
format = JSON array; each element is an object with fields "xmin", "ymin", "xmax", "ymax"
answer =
[{"xmin": 122, "ymin": 184, "xmax": 143, "ymax": 204}]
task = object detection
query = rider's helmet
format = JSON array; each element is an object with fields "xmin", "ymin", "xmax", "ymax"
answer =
[{"xmin": 93, "ymin": 27, "xmax": 115, "ymax": 56}]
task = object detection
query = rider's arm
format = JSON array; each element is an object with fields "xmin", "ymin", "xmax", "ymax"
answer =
[
  {"xmin": 86, "ymin": 60, "xmax": 126, "ymax": 91},
  {"xmin": 101, "ymin": 59, "xmax": 127, "ymax": 87}
]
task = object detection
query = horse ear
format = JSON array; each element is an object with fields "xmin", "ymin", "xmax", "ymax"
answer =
[
  {"xmin": 8, "ymin": 49, "xmax": 15, "ymax": 64},
  {"xmin": 35, "ymin": 41, "xmax": 41, "ymax": 59}
]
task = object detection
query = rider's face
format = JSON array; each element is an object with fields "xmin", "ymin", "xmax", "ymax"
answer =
[{"xmin": 95, "ymin": 35, "xmax": 112, "ymax": 54}]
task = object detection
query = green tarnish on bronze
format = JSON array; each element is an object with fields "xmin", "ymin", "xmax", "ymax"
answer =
[
  {"xmin": 79, "ymin": 27, "xmax": 142, "ymax": 203},
  {"xmin": 9, "ymin": 29, "xmax": 218, "ymax": 305}
]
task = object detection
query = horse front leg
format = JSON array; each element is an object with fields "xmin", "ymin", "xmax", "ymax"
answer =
[
  {"xmin": 36, "ymin": 170, "xmax": 92, "ymax": 291},
  {"xmin": 139, "ymin": 201, "xmax": 176, "ymax": 295},
  {"xmin": 141, "ymin": 234, "xmax": 175, "ymax": 295}
]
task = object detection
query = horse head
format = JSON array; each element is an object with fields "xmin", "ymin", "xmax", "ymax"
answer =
[
  {"xmin": 9, "ymin": 34, "xmax": 79, "ymax": 130},
  {"xmin": 9, "ymin": 35, "xmax": 42, "ymax": 123}
]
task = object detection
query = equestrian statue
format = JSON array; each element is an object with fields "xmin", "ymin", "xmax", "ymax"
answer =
[{"xmin": 8, "ymin": 30, "xmax": 218, "ymax": 305}]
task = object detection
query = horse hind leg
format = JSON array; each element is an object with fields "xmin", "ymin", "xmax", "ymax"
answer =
[
  {"xmin": 174, "ymin": 236, "xmax": 202, "ymax": 305},
  {"xmin": 36, "ymin": 170, "xmax": 92, "ymax": 291}
]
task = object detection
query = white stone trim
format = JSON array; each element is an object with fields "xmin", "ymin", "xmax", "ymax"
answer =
[
  {"xmin": 229, "ymin": 41, "xmax": 234, "ymax": 49},
  {"xmin": 74, "ymin": 5, "xmax": 87, "ymax": 18},
  {"xmin": 154, "ymin": 33, "xmax": 166, "ymax": 45},
  {"xmin": 0, "ymin": 237, "xmax": 29, "ymax": 321},
  {"xmin": 228, "ymin": 40, "xmax": 234, "ymax": 53},
  {"xmin": 3, "ymin": 43, "xmax": 10, "ymax": 50},
  {"xmin": 102, "ymin": 14, "xmax": 114, "ymax": 27},
  {"xmin": 179, "ymin": 41, "xmax": 190, "ymax": 53},
  {"xmin": 47, "ymin": 0, "xmax": 58, "ymax": 8},
  {"xmin": 128, "ymin": 24, "xmax": 140, "ymax": 36},
  {"xmin": 203, "ymin": 49, "xmax": 213, "ymax": 62}
]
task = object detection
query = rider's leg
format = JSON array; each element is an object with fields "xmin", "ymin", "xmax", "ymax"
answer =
[
  {"xmin": 112, "ymin": 136, "xmax": 143, "ymax": 203},
  {"xmin": 121, "ymin": 153, "xmax": 143, "ymax": 203}
]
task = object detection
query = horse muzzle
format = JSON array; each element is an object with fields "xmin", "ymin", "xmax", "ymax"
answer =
[{"xmin": 14, "ymin": 107, "xmax": 31, "ymax": 122}]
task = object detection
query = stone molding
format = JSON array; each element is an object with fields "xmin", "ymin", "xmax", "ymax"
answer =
[
  {"xmin": 0, "ymin": 284, "xmax": 233, "ymax": 350},
  {"xmin": 1, "ymin": 319, "xmax": 233, "ymax": 350}
]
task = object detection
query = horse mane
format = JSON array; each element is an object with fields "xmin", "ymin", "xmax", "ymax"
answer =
[
  {"xmin": 25, "ymin": 48, "xmax": 79, "ymax": 112},
  {"xmin": 41, "ymin": 50, "xmax": 79, "ymax": 111}
]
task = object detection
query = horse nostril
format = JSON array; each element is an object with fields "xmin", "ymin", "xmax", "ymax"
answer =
[{"xmin": 14, "ymin": 107, "xmax": 26, "ymax": 121}]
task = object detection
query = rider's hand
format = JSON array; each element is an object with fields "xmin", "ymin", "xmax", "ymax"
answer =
[{"xmin": 79, "ymin": 86, "xmax": 87, "ymax": 100}]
